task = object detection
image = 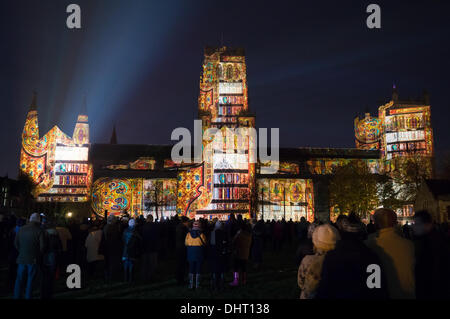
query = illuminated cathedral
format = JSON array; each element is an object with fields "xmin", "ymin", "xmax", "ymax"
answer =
[
  {"xmin": 19, "ymin": 47, "xmax": 434, "ymax": 222},
  {"xmin": 20, "ymin": 94, "xmax": 92, "ymax": 202},
  {"xmin": 354, "ymin": 86, "xmax": 434, "ymax": 217}
]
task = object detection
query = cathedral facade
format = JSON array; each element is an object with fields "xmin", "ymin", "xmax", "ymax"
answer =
[{"xmin": 20, "ymin": 47, "xmax": 432, "ymax": 222}]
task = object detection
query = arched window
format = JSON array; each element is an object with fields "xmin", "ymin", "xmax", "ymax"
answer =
[
  {"xmin": 226, "ymin": 65, "xmax": 233, "ymax": 80},
  {"xmin": 217, "ymin": 64, "xmax": 223, "ymax": 79}
]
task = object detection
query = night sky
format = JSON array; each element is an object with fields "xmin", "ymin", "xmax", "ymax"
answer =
[{"xmin": 2, "ymin": 0, "xmax": 450, "ymax": 178}]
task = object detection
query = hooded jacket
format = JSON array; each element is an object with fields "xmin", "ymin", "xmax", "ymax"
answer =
[
  {"xmin": 185, "ymin": 229, "xmax": 206, "ymax": 262},
  {"xmin": 14, "ymin": 222, "xmax": 46, "ymax": 264}
]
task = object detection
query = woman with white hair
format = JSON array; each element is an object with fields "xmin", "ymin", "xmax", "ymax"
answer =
[{"xmin": 297, "ymin": 224, "xmax": 340, "ymax": 299}]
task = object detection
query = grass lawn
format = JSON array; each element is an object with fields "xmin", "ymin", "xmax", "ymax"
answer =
[{"xmin": 1, "ymin": 244, "xmax": 300, "ymax": 299}]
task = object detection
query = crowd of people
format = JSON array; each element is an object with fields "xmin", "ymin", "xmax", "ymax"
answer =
[
  {"xmin": 0, "ymin": 211, "xmax": 299, "ymax": 299},
  {"xmin": 297, "ymin": 209, "xmax": 450, "ymax": 299},
  {"xmin": 0, "ymin": 208, "xmax": 449, "ymax": 299}
]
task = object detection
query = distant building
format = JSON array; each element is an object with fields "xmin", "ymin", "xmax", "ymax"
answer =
[
  {"xmin": 0, "ymin": 176, "xmax": 22, "ymax": 214},
  {"xmin": 355, "ymin": 86, "xmax": 434, "ymax": 219},
  {"xmin": 414, "ymin": 179, "xmax": 450, "ymax": 224}
]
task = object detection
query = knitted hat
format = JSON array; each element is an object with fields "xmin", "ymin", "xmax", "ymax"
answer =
[
  {"xmin": 128, "ymin": 218, "xmax": 136, "ymax": 228},
  {"xmin": 192, "ymin": 221, "xmax": 201, "ymax": 230},
  {"xmin": 340, "ymin": 219, "xmax": 363, "ymax": 233},
  {"xmin": 312, "ymin": 224, "xmax": 340, "ymax": 251},
  {"xmin": 29, "ymin": 213, "xmax": 40, "ymax": 223}
]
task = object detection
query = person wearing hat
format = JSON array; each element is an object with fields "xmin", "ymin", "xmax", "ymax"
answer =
[
  {"xmin": 185, "ymin": 220, "xmax": 207, "ymax": 289},
  {"xmin": 122, "ymin": 218, "xmax": 142, "ymax": 283},
  {"xmin": 365, "ymin": 208, "xmax": 416, "ymax": 299},
  {"xmin": 316, "ymin": 215, "xmax": 388, "ymax": 299},
  {"xmin": 297, "ymin": 224, "xmax": 340, "ymax": 299},
  {"xmin": 13, "ymin": 213, "xmax": 46, "ymax": 299}
]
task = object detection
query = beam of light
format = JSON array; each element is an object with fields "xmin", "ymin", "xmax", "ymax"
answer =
[
  {"xmin": 18, "ymin": 0, "xmax": 189, "ymax": 142},
  {"xmin": 58, "ymin": 0, "xmax": 190, "ymax": 142}
]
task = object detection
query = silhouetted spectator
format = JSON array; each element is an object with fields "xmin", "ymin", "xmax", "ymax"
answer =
[
  {"xmin": 412, "ymin": 210, "xmax": 450, "ymax": 299},
  {"xmin": 251, "ymin": 220, "xmax": 264, "ymax": 270},
  {"xmin": 102, "ymin": 215, "xmax": 122, "ymax": 282},
  {"xmin": 85, "ymin": 222, "xmax": 104, "ymax": 280},
  {"xmin": 365, "ymin": 208, "xmax": 415, "ymax": 299},
  {"xmin": 141, "ymin": 215, "xmax": 160, "ymax": 282},
  {"xmin": 208, "ymin": 220, "xmax": 229, "ymax": 290},
  {"xmin": 316, "ymin": 217, "xmax": 388, "ymax": 299},
  {"xmin": 41, "ymin": 221, "xmax": 62, "ymax": 299},
  {"xmin": 122, "ymin": 219, "xmax": 142, "ymax": 283},
  {"xmin": 175, "ymin": 216, "xmax": 190, "ymax": 285},
  {"xmin": 14, "ymin": 213, "xmax": 45, "ymax": 299},
  {"xmin": 230, "ymin": 223, "xmax": 252, "ymax": 286}
]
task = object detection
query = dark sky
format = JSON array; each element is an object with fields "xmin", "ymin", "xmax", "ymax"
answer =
[{"xmin": 2, "ymin": 0, "xmax": 450, "ymax": 178}]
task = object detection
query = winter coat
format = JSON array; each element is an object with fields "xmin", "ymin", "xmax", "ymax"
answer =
[
  {"xmin": 208, "ymin": 228, "xmax": 229, "ymax": 273},
  {"xmin": 365, "ymin": 227, "xmax": 416, "ymax": 299},
  {"xmin": 103, "ymin": 222, "xmax": 122, "ymax": 259},
  {"xmin": 142, "ymin": 222, "xmax": 160, "ymax": 253},
  {"xmin": 14, "ymin": 222, "xmax": 46, "ymax": 265},
  {"xmin": 297, "ymin": 251, "xmax": 327, "ymax": 299},
  {"xmin": 122, "ymin": 227, "xmax": 142, "ymax": 261},
  {"xmin": 185, "ymin": 230, "xmax": 206, "ymax": 262},
  {"xmin": 43, "ymin": 228, "xmax": 62, "ymax": 267},
  {"xmin": 413, "ymin": 229, "xmax": 450, "ymax": 299},
  {"xmin": 251, "ymin": 223, "xmax": 264, "ymax": 263},
  {"xmin": 316, "ymin": 239, "xmax": 388, "ymax": 299},
  {"xmin": 85, "ymin": 229, "xmax": 104, "ymax": 263},
  {"xmin": 233, "ymin": 230, "xmax": 252, "ymax": 260}
]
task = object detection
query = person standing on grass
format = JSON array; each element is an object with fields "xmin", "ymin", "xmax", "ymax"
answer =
[
  {"xmin": 175, "ymin": 216, "xmax": 190, "ymax": 285},
  {"xmin": 297, "ymin": 224, "xmax": 340, "ymax": 299},
  {"xmin": 230, "ymin": 223, "xmax": 252, "ymax": 287},
  {"xmin": 412, "ymin": 210, "xmax": 450, "ymax": 299},
  {"xmin": 251, "ymin": 219, "xmax": 264, "ymax": 270},
  {"xmin": 141, "ymin": 215, "xmax": 160, "ymax": 282},
  {"xmin": 365, "ymin": 208, "xmax": 415, "ymax": 299},
  {"xmin": 55, "ymin": 223, "xmax": 72, "ymax": 272},
  {"xmin": 102, "ymin": 215, "xmax": 122, "ymax": 282},
  {"xmin": 208, "ymin": 220, "xmax": 229, "ymax": 290},
  {"xmin": 185, "ymin": 220, "xmax": 207, "ymax": 290},
  {"xmin": 14, "ymin": 213, "xmax": 46, "ymax": 299},
  {"xmin": 122, "ymin": 218, "xmax": 142, "ymax": 283},
  {"xmin": 6, "ymin": 218, "xmax": 25, "ymax": 292},
  {"xmin": 85, "ymin": 221, "xmax": 104, "ymax": 280},
  {"xmin": 316, "ymin": 216, "xmax": 388, "ymax": 299},
  {"xmin": 41, "ymin": 221, "xmax": 62, "ymax": 299}
]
